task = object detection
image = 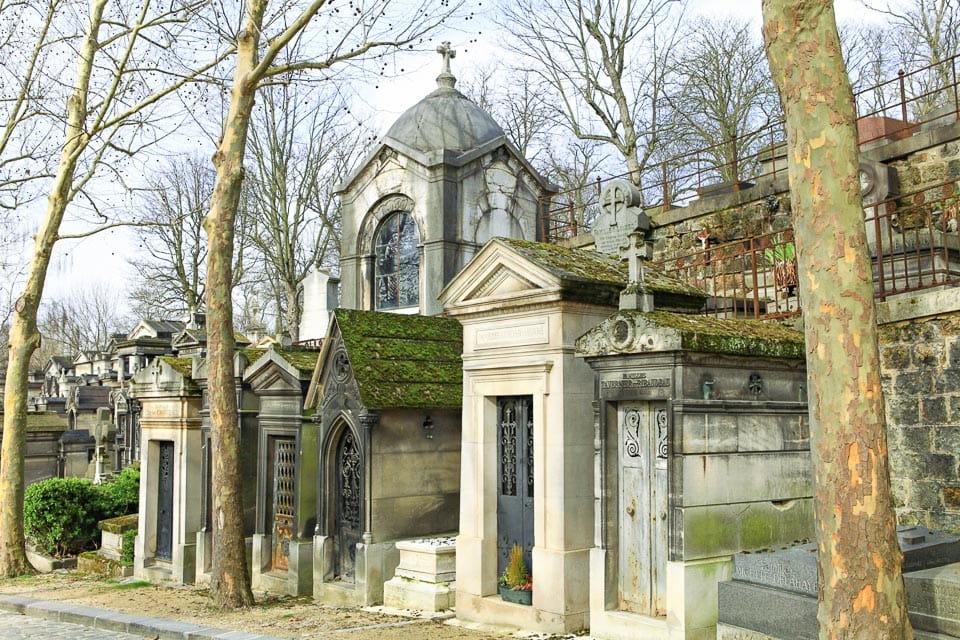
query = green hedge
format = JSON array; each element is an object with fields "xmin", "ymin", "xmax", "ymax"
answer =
[{"xmin": 24, "ymin": 465, "xmax": 140, "ymax": 558}]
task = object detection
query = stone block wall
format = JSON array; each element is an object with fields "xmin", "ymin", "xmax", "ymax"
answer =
[{"xmin": 879, "ymin": 313, "xmax": 960, "ymax": 532}]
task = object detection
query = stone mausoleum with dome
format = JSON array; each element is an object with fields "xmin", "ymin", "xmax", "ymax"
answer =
[{"xmin": 336, "ymin": 43, "xmax": 554, "ymax": 316}]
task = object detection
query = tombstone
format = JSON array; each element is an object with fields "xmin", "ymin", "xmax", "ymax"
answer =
[
  {"xmin": 298, "ymin": 268, "xmax": 340, "ymax": 344},
  {"xmin": 304, "ymin": 308, "xmax": 463, "ymax": 606},
  {"xmin": 91, "ymin": 406, "xmax": 115, "ymax": 483},
  {"xmin": 440, "ymin": 237, "xmax": 628, "ymax": 634},
  {"xmin": 717, "ymin": 526, "xmax": 960, "ymax": 639}
]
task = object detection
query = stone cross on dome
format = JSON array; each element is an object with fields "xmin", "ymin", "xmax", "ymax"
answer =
[{"xmin": 436, "ymin": 41, "xmax": 457, "ymax": 90}]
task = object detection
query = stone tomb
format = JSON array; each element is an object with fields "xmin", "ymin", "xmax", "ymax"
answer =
[
  {"xmin": 717, "ymin": 526, "xmax": 960, "ymax": 639},
  {"xmin": 304, "ymin": 308, "xmax": 462, "ymax": 606},
  {"xmin": 576, "ymin": 311, "xmax": 812, "ymax": 640},
  {"xmin": 440, "ymin": 238, "xmax": 628, "ymax": 634},
  {"xmin": 383, "ymin": 536, "xmax": 457, "ymax": 611}
]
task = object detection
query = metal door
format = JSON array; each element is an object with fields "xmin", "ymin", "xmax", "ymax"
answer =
[
  {"xmin": 156, "ymin": 441, "xmax": 174, "ymax": 561},
  {"xmin": 618, "ymin": 402, "xmax": 668, "ymax": 616},
  {"xmin": 497, "ymin": 396, "xmax": 534, "ymax": 575},
  {"xmin": 271, "ymin": 438, "xmax": 297, "ymax": 571},
  {"xmin": 335, "ymin": 429, "xmax": 362, "ymax": 581}
]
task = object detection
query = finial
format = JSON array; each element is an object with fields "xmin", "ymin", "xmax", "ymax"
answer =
[{"xmin": 436, "ymin": 41, "xmax": 457, "ymax": 90}]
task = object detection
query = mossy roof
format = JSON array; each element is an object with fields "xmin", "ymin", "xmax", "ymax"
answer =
[
  {"xmin": 640, "ymin": 311, "xmax": 805, "ymax": 359},
  {"xmin": 24, "ymin": 412, "xmax": 68, "ymax": 432},
  {"xmin": 159, "ymin": 356, "xmax": 193, "ymax": 379},
  {"xmin": 494, "ymin": 237, "xmax": 706, "ymax": 302},
  {"xmin": 272, "ymin": 348, "xmax": 321, "ymax": 375},
  {"xmin": 497, "ymin": 238, "xmax": 627, "ymax": 286},
  {"xmin": 334, "ymin": 308, "xmax": 463, "ymax": 409}
]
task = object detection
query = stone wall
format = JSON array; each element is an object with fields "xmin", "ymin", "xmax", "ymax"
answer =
[{"xmin": 879, "ymin": 313, "xmax": 960, "ymax": 532}]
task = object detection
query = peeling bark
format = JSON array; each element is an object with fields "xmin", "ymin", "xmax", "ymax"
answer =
[{"xmin": 762, "ymin": 1, "xmax": 912, "ymax": 638}]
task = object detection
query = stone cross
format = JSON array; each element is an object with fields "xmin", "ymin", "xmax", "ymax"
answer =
[{"xmin": 437, "ymin": 41, "xmax": 456, "ymax": 74}]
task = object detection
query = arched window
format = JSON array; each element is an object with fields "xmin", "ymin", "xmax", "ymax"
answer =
[{"xmin": 374, "ymin": 211, "xmax": 419, "ymax": 310}]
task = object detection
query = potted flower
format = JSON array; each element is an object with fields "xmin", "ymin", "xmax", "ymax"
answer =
[{"xmin": 498, "ymin": 543, "xmax": 532, "ymax": 605}]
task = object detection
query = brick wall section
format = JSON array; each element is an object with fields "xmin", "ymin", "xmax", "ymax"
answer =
[{"xmin": 879, "ymin": 314, "xmax": 960, "ymax": 532}]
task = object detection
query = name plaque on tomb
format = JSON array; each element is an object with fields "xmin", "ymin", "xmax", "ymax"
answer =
[
  {"xmin": 599, "ymin": 371, "xmax": 671, "ymax": 398},
  {"xmin": 475, "ymin": 319, "xmax": 549, "ymax": 349}
]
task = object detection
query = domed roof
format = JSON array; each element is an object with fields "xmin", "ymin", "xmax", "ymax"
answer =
[{"xmin": 384, "ymin": 48, "xmax": 504, "ymax": 154}]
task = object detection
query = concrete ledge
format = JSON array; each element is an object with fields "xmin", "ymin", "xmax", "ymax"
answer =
[{"xmin": 0, "ymin": 594, "xmax": 286, "ymax": 640}]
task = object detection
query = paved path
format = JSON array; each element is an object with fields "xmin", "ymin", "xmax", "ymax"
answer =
[{"xmin": 0, "ymin": 610, "xmax": 142, "ymax": 639}]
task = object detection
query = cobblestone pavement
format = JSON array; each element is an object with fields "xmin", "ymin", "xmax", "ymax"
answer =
[{"xmin": 0, "ymin": 610, "xmax": 142, "ymax": 639}]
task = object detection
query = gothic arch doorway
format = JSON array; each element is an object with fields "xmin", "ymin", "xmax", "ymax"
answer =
[{"xmin": 333, "ymin": 426, "xmax": 363, "ymax": 582}]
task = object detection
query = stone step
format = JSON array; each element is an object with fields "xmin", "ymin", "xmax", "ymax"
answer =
[{"xmin": 906, "ymin": 562, "xmax": 960, "ymax": 637}]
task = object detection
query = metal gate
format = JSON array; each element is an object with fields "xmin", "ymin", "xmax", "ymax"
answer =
[
  {"xmin": 335, "ymin": 429, "xmax": 362, "ymax": 581},
  {"xmin": 156, "ymin": 441, "xmax": 174, "ymax": 561},
  {"xmin": 618, "ymin": 402, "xmax": 668, "ymax": 616},
  {"xmin": 271, "ymin": 439, "xmax": 297, "ymax": 571},
  {"xmin": 497, "ymin": 396, "xmax": 534, "ymax": 575}
]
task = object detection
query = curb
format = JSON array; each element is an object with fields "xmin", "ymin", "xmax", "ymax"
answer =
[{"xmin": 0, "ymin": 594, "xmax": 287, "ymax": 640}]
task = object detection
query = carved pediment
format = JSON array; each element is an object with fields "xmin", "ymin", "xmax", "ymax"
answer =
[{"xmin": 464, "ymin": 264, "xmax": 540, "ymax": 300}]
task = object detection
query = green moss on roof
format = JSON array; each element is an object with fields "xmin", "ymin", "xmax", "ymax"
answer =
[
  {"xmin": 636, "ymin": 267, "xmax": 708, "ymax": 299},
  {"xmin": 498, "ymin": 238, "xmax": 626, "ymax": 286},
  {"xmin": 238, "ymin": 348, "xmax": 267, "ymax": 363},
  {"xmin": 274, "ymin": 348, "xmax": 320, "ymax": 374},
  {"xmin": 159, "ymin": 356, "xmax": 193, "ymax": 378},
  {"xmin": 643, "ymin": 311, "xmax": 805, "ymax": 359},
  {"xmin": 334, "ymin": 308, "xmax": 463, "ymax": 409}
]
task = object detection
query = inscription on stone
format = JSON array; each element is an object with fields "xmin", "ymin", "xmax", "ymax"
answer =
[
  {"xmin": 476, "ymin": 320, "xmax": 548, "ymax": 349},
  {"xmin": 600, "ymin": 371, "xmax": 670, "ymax": 390}
]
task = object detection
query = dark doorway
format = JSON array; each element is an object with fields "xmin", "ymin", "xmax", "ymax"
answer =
[
  {"xmin": 334, "ymin": 428, "xmax": 362, "ymax": 581},
  {"xmin": 497, "ymin": 396, "xmax": 534, "ymax": 575},
  {"xmin": 156, "ymin": 441, "xmax": 174, "ymax": 561},
  {"xmin": 270, "ymin": 438, "xmax": 297, "ymax": 571}
]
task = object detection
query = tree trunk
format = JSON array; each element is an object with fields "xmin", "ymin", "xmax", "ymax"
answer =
[
  {"xmin": 0, "ymin": 0, "xmax": 105, "ymax": 577},
  {"xmin": 204, "ymin": 1, "xmax": 265, "ymax": 610},
  {"xmin": 762, "ymin": 2, "xmax": 912, "ymax": 638}
]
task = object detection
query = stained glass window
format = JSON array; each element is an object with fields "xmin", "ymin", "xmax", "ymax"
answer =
[{"xmin": 374, "ymin": 212, "xmax": 419, "ymax": 310}]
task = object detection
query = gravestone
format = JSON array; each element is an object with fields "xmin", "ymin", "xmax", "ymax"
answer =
[{"xmin": 718, "ymin": 525, "xmax": 960, "ymax": 639}]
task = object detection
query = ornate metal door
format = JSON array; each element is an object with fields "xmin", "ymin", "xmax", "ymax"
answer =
[
  {"xmin": 497, "ymin": 396, "xmax": 534, "ymax": 575},
  {"xmin": 335, "ymin": 429, "xmax": 362, "ymax": 581},
  {"xmin": 156, "ymin": 441, "xmax": 174, "ymax": 561},
  {"xmin": 618, "ymin": 402, "xmax": 668, "ymax": 616},
  {"xmin": 271, "ymin": 438, "xmax": 297, "ymax": 571}
]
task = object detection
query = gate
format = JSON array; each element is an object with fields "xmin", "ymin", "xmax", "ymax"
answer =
[
  {"xmin": 618, "ymin": 402, "xmax": 668, "ymax": 616},
  {"xmin": 271, "ymin": 438, "xmax": 297, "ymax": 571},
  {"xmin": 335, "ymin": 429, "xmax": 362, "ymax": 581},
  {"xmin": 156, "ymin": 441, "xmax": 174, "ymax": 561},
  {"xmin": 497, "ymin": 396, "xmax": 534, "ymax": 575}
]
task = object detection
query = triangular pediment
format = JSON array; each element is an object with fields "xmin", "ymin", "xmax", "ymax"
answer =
[{"xmin": 440, "ymin": 238, "xmax": 563, "ymax": 309}]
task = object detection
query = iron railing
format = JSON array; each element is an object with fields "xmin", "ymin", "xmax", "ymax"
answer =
[
  {"xmin": 653, "ymin": 176, "xmax": 960, "ymax": 320},
  {"xmin": 540, "ymin": 54, "xmax": 960, "ymax": 243}
]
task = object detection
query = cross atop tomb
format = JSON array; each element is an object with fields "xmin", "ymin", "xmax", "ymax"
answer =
[{"xmin": 436, "ymin": 41, "xmax": 457, "ymax": 90}]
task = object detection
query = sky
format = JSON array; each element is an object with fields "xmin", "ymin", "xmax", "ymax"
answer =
[{"xmin": 39, "ymin": 0, "xmax": 881, "ymax": 307}]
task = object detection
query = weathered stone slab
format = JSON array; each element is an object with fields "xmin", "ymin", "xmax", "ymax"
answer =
[
  {"xmin": 731, "ymin": 526, "xmax": 960, "ymax": 597},
  {"xmin": 905, "ymin": 562, "xmax": 960, "ymax": 636},
  {"xmin": 717, "ymin": 581, "xmax": 818, "ymax": 640}
]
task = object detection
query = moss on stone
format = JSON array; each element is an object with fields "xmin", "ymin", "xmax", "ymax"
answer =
[
  {"xmin": 159, "ymin": 356, "xmax": 193, "ymax": 379},
  {"xmin": 273, "ymin": 348, "xmax": 321, "ymax": 374},
  {"xmin": 334, "ymin": 308, "xmax": 463, "ymax": 409},
  {"xmin": 641, "ymin": 311, "xmax": 805, "ymax": 359},
  {"xmin": 497, "ymin": 238, "xmax": 626, "ymax": 285},
  {"xmin": 99, "ymin": 513, "xmax": 138, "ymax": 534}
]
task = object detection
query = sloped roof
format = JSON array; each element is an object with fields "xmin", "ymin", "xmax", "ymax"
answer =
[
  {"xmin": 273, "ymin": 349, "xmax": 321, "ymax": 375},
  {"xmin": 496, "ymin": 238, "xmax": 627, "ymax": 286},
  {"xmin": 134, "ymin": 319, "xmax": 186, "ymax": 338},
  {"xmin": 159, "ymin": 356, "xmax": 193, "ymax": 379},
  {"xmin": 334, "ymin": 308, "xmax": 463, "ymax": 409},
  {"xmin": 74, "ymin": 386, "xmax": 112, "ymax": 410}
]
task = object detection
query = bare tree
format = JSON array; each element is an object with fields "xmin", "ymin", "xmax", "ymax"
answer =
[
  {"xmin": 0, "ymin": 0, "xmax": 231, "ymax": 577},
  {"xmin": 128, "ymin": 153, "xmax": 253, "ymax": 319},
  {"xmin": 37, "ymin": 285, "xmax": 133, "ymax": 355},
  {"xmin": 245, "ymin": 83, "xmax": 360, "ymax": 341},
  {"xmin": 459, "ymin": 64, "xmax": 555, "ymax": 164},
  {"xmin": 500, "ymin": 0, "xmax": 683, "ymax": 192},
  {"xmin": 668, "ymin": 16, "xmax": 779, "ymax": 185},
  {"xmin": 764, "ymin": 0, "xmax": 912, "ymax": 637},
  {"xmin": 201, "ymin": 0, "xmax": 465, "ymax": 607},
  {"xmin": 860, "ymin": 0, "xmax": 960, "ymax": 116}
]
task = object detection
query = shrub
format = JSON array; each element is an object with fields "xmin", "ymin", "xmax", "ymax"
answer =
[
  {"xmin": 24, "ymin": 477, "xmax": 104, "ymax": 557},
  {"xmin": 100, "ymin": 464, "xmax": 140, "ymax": 516},
  {"xmin": 502, "ymin": 543, "xmax": 529, "ymax": 589},
  {"xmin": 121, "ymin": 529, "xmax": 136, "ymax": 566},
  {"xmin": 24, "ymin": 465, "xmax": 140, "ymax": 558}
]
